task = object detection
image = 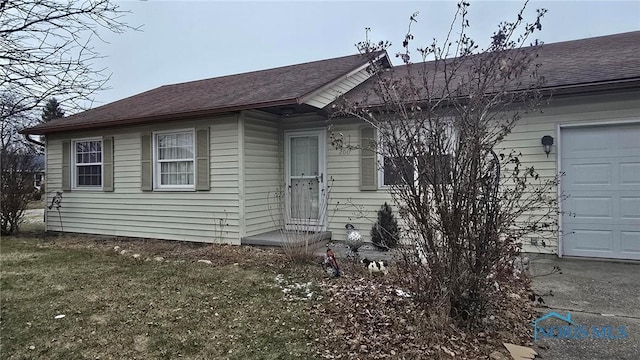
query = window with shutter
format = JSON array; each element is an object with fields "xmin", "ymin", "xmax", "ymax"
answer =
[
  {"xmin": 144, "ymin": 128, "xmax": 209, "ymax": 191},
  {"xmin": 378, "ymin": 120, "xmax": 456, "ymax": 187},
  {"xmin": 71, "ymin": 138, "xmax": 103, "ymax": 190}
]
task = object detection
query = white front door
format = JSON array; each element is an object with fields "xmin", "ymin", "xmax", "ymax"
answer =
[{"xmin": 285, "ymin": 129, "xmax": 327, "ymax": 230}]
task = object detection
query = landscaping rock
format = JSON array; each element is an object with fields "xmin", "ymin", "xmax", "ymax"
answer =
[
  {"xmin": 154, "ymin": 256, "xmax": 164, "ymax": 262},
  {"xmin": 508, "ymin": 292, "xmax": 521, "ymax": 300},
  {"xmin": 132, "ymin": 254, "xmax": 141, "ymax": 259},
  {"xmin": 120, "ymin": 250, "xmax": 129, "ymax": 255},
  {"xmin": 197, "ymin": 259, "xmax": 212, "ymax": 265}
]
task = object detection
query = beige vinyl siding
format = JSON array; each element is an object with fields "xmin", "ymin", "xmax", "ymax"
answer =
[
  {"xmin": 323, "ymin": 90, "xmax": 640, "ymax": 253},
  {"xmin": 304, "ymin": 67, "xmax": 372, "ymax": 109},
  {"xmin": 503, "ymin": 90, "xmax": 640, "ymax": 254},
  {"xmin": 326, "ymin": 123, "xmax": 393, "ymax": 242},
  {"xmin": 45, "ymin": 115, "xmax": 241, "ymax": 244},
  {"xmin": 243, "ymin": 111, "xmax": 283, "ymax": 236}
]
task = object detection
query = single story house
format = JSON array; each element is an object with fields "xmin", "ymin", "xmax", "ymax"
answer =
[{"xmin": 23, "ymin": 31, "xmax": 639, "ymax": 260}]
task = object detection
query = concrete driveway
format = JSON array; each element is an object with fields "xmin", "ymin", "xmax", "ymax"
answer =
[{"xmin": 530, "ymin": 255, "xmax": 640, "ymax": 359}]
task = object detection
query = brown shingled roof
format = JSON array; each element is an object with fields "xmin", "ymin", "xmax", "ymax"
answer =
[
  {"xmin": 24, "ymin": 52, "xmax": 381, "ymax": 135},
  {"xmin": 342, "ymin": 31, "xmax": 640, "ymax": 106}
]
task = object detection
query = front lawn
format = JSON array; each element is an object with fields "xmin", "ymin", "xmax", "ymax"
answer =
[
  {"xmin": 1, "ymin": 234, "xmax": 538, "ymax": 359},
  {"xmin": 0, "ymin": 237, "xmax": 318, "ymax": 359}
]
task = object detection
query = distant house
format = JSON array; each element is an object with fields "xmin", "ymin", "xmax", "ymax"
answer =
[
  {"xmin": 22, "ymin": 32, "xmax": 640, "ymax": 260},
  {"xmin": 32, "ymin": 155, "xmax": 45, "ymax": 191},
  {"xmin": 6, "ymin": 153, "xmax": 45, "ymax": 192}
]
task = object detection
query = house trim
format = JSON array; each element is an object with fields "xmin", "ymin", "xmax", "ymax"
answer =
[
  {"xmin": 71, "ymin": 137, "xmax": 104, "ymax": 191},
  {"xmin": 556, "ymin": 119, "xmax": 640, "ymax": 258},
  {"xmin": 284, "ymin": 127, "xmax": 328, "ymax": 231},
  {"xmin": 152, "ymin": 128, "xmax": 197, "ymax": 191},
  {"xmin": 238, "ymin": 112, "xmax": 246, "ymax": 238},
  {"xmin": 300, "ymin": 52, "xmax": 389, "ymax": 109}
]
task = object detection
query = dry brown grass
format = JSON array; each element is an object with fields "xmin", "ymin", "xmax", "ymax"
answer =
[
  {"xmin": 0, "ymin": 236, "xmax": 318, "ymax": 359},
  {"xmin": 1, "ymin": 234, "xmax": 538, "ymax": 359}
]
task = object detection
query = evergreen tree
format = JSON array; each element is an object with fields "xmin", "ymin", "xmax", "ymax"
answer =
[
  {"xmin": 371, "ymin": 202, "xmax": 399, "ymax": 250},
  {"xmin": 41, "ymin": 98, "xmax": 64, "ymax": 122}
]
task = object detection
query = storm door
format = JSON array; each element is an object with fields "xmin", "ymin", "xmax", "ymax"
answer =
[{"xmin": 284, "ymin": 130, "xmax": 327, "ymax": 230}]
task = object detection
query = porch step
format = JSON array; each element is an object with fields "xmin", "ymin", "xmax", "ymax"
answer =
[{"xmin": 241, "ymin": 230, "xmax": 331, "ymax": 248}]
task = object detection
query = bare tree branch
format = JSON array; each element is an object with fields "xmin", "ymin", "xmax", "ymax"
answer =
[
  {"xmin": 1, "ymin": 0, "xmax": 137, "ymax": 124},
  {"xmin": 332, "ymin": 0, "xmax": 554, "ymax": 327}
]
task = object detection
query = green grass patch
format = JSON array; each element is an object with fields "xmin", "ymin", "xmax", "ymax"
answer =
[{"xmin": 1, "ymin": 237, "xmax": 318, "ymax": 359}]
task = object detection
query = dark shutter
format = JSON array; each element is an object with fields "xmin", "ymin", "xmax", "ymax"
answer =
[
  {"xmin": 62, "ymin": 141, "xmax": 71, "ymax": 191},
  {"xmin": 140, "ymin": 133, "xmax": 152, "ymax": 191},
  {"xmin": 360, "ymin": 126, "xmax": 378, "ymax": 190},
  {"xmin": 102, "ymin": 137, "xmax": 114, "ymax": 192},
  {"xmin": 195, "ymin": 127, "xmax": 210, "ymax": 191}
]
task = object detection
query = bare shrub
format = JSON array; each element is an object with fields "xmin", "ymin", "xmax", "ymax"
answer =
[
  {"xmin": 333, "ymin": 1, "xmax": 557, "ymax": 326},
  {"xmin": 1, "ymin": 149, "xmax": 40, "ymax": 235},
  {"xmin": 268, "ymin": 179, "xmax": 334, "ymax": 263}
]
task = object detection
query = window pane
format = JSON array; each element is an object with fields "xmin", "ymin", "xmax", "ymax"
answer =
[
  {"xmin": 160, "ymin": 160, "xmax": 194, "ymax": 185},
  {"xmin": 417, "ymin": 154, "xmax": 452, "ymax": 185},
  {"xmin": 158, "ymin": 132, "xmax": 194, "ymax": 160},
  {"xmin": 77, "ymin": 165, "xmax": 102, "ymax": 186},
  {"xmin": 156, "ymin": 132, "xmax": 195, "ymax": 187},
  {"xmin": 75, "ymin": 140, "xmax": 102, "ymax": 187},
  {"xmin": 290, "ymin": 178, "xmax": 319, "ymax": 220},
  {"xmin": 384, "ymin": 156, "xmax": 414, "ymax": 185},
  {"xmin": 76, "ymin": 140, "xmax": 102, "ymax": 165},
  {"xmin": 290, "ymin": 136, "xmax": 318, "ymax": 176}
]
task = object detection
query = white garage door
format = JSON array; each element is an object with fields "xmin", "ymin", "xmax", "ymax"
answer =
[{"xmin": 561, "ymin": 123, "xmax": 640, "ymax": 260}]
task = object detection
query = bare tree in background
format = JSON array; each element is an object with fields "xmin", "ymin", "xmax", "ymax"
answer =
[
  {"xmin": 333, "ymin": 1, "xmax": 557, "ymax": 326},
  {"xmin": 1, "ymin": 0, "xmax": 135, "ymax": 144},
  {"xmin": 0, "ymin": 92, "xmax": 29, "ymax": 149},
  {"xmin": 1, "ymin": 148, "xmax": 40, "ymax": 235},
  {"xmin": 1, "ymin": 0, "xmax": 134, "ymax": 234}
]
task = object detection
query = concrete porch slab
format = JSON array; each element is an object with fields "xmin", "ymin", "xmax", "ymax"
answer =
[{"xmin": 241, "ymin": 230, "xmax": 332, "ymax": 248}]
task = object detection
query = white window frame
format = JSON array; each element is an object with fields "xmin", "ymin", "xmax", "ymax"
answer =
[
  {"xmin": 153, "ymin": 129, "xmax": 196, "ymax": 191},
  {"xmin": 377, "ymin": 119, "xmax": 456, "ymax": 189},
  {"xmin": 72, "ymin": 138, "xmax": 103, "ymax": 190}
]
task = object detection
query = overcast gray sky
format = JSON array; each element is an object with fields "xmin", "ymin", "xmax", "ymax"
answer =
[{"xmin": 87, "ymin": 0, "xmax": 640, "ymax": 107}]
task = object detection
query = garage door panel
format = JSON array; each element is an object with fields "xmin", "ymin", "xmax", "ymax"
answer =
[
  {"xmin": 620, "ymin": 231, "xmax": 640, "ymax": 255},
  {"xmin": 619, "ymin": 163, "xmax": 640, "ymax": 185},
  {"xmin": 561, "ymin": 123, "xmax": 640, "ymax": 260},
  {"xmin": 566, "ymin": 229, "xmax": 614, "ymax": 252},
  {"xmin": 572, "ymin": 196, "xmax": 613, "ymax": 219},
  {"xmin": 566, "ymin": 163, "xmax": 611, "ymax": 186},
  {"xmin": 620, "ymin": 197, "xmax": 640, "ymax": 220},
  {"xmin": 562, "ymin": 130, "xmax": 612, "ymax": 157},
  {"xmin": 619, "ymin": 127, "xmax": 640, "ymax": 152}
]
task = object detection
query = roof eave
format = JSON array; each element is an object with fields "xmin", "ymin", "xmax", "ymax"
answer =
[
  {"xmin": 540, "ymin": 77, "xmax": 640, "ymax": 96},
  {"xmin": 298, "ymin": 51, "xmax": 391, "ymax": 105},
  {"xmin": 20, "ymin": 98, "xmax": 300, "ymax": 135}
]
